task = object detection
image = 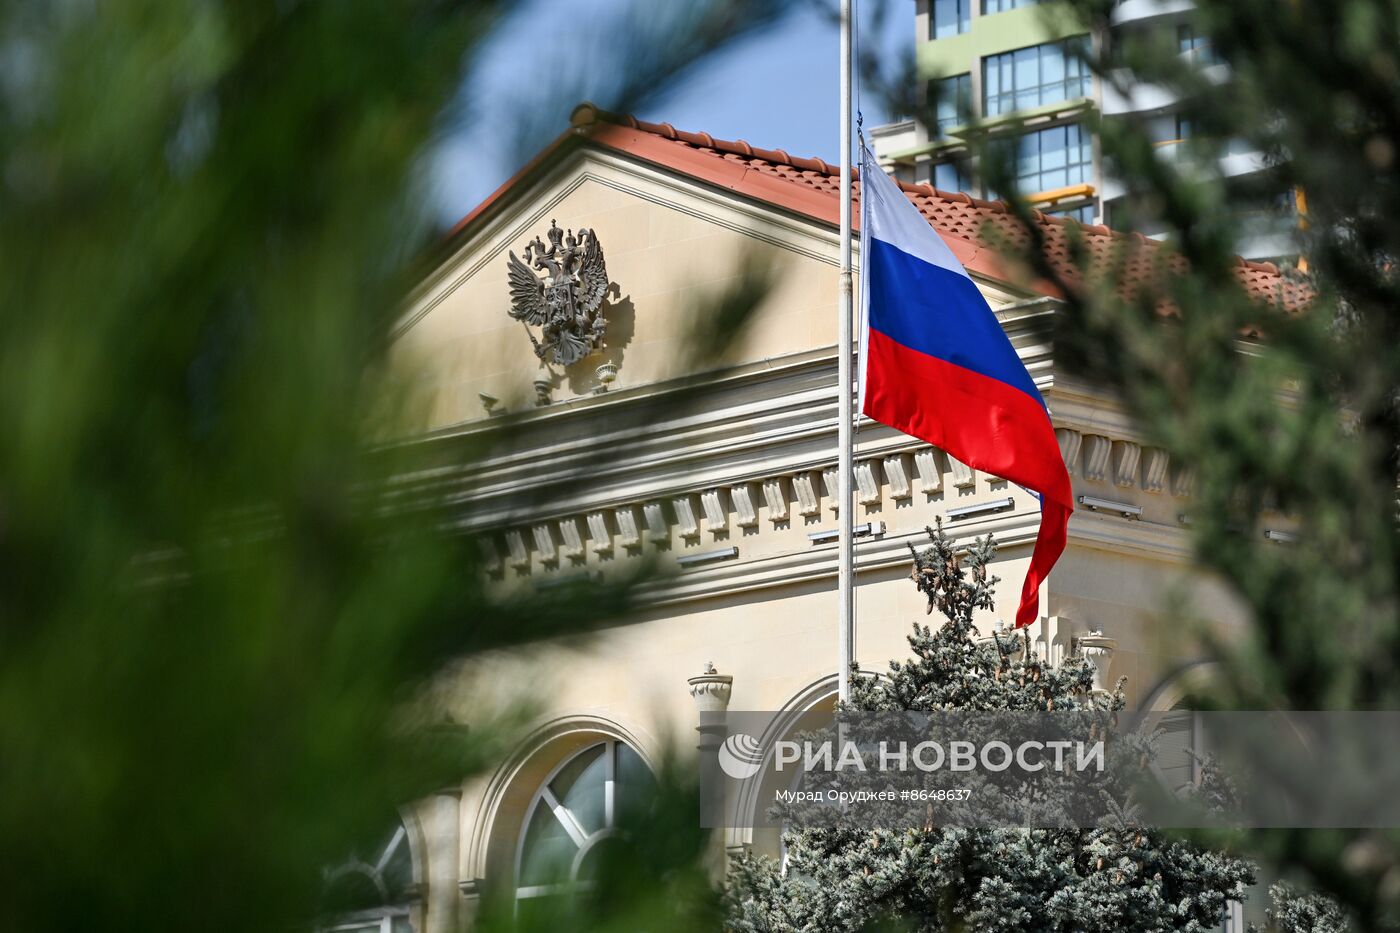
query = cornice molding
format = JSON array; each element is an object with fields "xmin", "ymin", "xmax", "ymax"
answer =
[
  {"xmin": 465, "ymin": 411, "xmax": 1200, "ymax": 608},
  {"xmin": 387, "ymin": 310, "xmax": 1065, "ymax": 519},
  {"xmin": 382, "ymin": 316, "xmax": 1201, "ymax": 607},
  {"xmin": 615, "ymin": 506, "xmax": 1193, "ymax": 608}
]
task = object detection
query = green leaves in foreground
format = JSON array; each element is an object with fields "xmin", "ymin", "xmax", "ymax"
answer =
[{"xmin": 0, "ymin": 1, "xmax": 785, "ymax": 930}]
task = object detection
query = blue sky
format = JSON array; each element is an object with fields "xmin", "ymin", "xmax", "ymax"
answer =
[{"xmin": 431, "ymin": 1, "xmax": 913, "ymax": 226}]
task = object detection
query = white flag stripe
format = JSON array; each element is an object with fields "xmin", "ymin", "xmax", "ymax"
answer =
[{"xmin": 860, "ymin": 149, "xmax": 971, "ymax": 281}]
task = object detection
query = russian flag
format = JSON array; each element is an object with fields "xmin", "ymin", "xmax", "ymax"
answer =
[{"xmin": 857, "ymin": 149, "xmax": 1072, "ymax": 629}]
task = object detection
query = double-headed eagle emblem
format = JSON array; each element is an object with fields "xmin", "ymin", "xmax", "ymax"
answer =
[{"xmin": 506, "ymin": 220, "xmax": 610, "ymax": 367}]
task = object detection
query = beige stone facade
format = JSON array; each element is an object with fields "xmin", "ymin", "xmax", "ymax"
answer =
[{"xmin": 374, "ymin": 126, "xmax": 1254, "ymax": 932}]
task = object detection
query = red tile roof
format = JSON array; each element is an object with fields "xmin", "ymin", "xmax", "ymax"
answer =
[{"xmin": 449, "ymin": 103, "xmax": 1308, "ymax": 313}]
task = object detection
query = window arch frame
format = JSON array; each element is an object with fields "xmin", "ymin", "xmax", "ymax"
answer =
[
  {"xmin": 512, "ymin": 737, "xmax": 651, "ymax": 903},
  {"xmin": 320, "ymin": 813, "xmax": 424, "ymax": 933}
]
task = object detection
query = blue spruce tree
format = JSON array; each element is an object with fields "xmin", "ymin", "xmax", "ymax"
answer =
[{"xmin": 726, "ymin": 522, "xmax": 1255, "ymax": 932}]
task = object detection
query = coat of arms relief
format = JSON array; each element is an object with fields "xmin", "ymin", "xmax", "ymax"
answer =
[{"xmin": 506, "ymin": 220, "xmax": 612, "ymax": 369}]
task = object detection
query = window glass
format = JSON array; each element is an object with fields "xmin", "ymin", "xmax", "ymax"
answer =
[
  {"xmin": 614, "ymin": 743, "xmax": 651, "ymax": 823},
  {"xmin": 1177, "ymin": 23, "xmax": 1219, "ymax": 64},
  {"xmin": 1008, "ymin": 123, "xmax": 1092, "ymax": 195},
  {"xmin": 516, "ymin": 740, "xmax": 655, "ymax": 904},
  {"xmin": 931, "ymin": 0, "xmax": 970, "ymax": 38},
  {"xmin": 1013, "ymin": 48, "xmax": 1039, "ymax": 97},
  {"xmin": 551, "ymin": 743, "xmax": 607, "ymax": 836},
  {"xmin": 519, "ymin": 798, "xmax": 577, "ymax": 887},
  {"xmin": 1047, "ymin": 203, "xmax": 1095, "ymax": 224},
  {"xmin": 982, "ymin": 0, "xmax": 1038, "ymax": 12},
  {"xmin": 1041, "ymin": 43, "xmax": 1066, "ymax": 87},
  {"xmin": 983, "ymin": 37, "xmax": 1091, "ymax": 116},
  {"xmin": 932, "ymin": 159, "xmax": 972, "ymax": 194},
  {"xmin": 1144, "ymin": 113, "xmax": 1188, "ymax": 146},
  {"xmin": 322, "ymin": 821, "xmax": 417, "ymax": 933},
  {"xmin": 1156, "ymin": 710, "xmax": 1198, "ymax": 792},
  {"xmin": 931, "ymin": 74, "xmax": 972, "ymax": 135}
]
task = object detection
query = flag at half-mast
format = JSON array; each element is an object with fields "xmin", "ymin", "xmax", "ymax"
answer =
[{"xmin": 857, "ymin": 147, "xmax": 1072, "ymax": 628}]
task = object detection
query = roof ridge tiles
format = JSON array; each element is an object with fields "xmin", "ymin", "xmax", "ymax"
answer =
[
  {"xmin": 578, "ymin": 103, "xmax": 844, "ymax": 178},
  {"xmin": 1238, "ymin": 256, "xmax": 1280, "ymax": 274},
  {"xmin": 521, "ymin": 103, "xmax": 1304, "ymax": 311}
]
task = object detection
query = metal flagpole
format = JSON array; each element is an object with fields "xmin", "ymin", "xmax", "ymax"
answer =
[{"xmin": 837, "ymin": 0, "xmax": 855, "ymax": 704}]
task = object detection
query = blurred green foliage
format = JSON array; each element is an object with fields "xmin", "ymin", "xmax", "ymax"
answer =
[{"xmin": 0, "ymin": 1, "xmax": 785, "ymax": 930}]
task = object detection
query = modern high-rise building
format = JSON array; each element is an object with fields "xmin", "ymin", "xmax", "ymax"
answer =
[{"xmin": 872, "ymin": 0, "xmax": 1298, "ymax": 262}]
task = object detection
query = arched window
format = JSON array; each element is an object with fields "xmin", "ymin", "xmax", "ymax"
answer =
[
  {"xmin": 1143, "ymin": 665, "xmax": 1254, "ymax": 932},
  {"xmin": 515, "ymin": 739, "xmax": 652, "ymax": 907},
  {"xmin": 1142, "ymin": 663, "xmax": 1221, "ymax": 796},
  {"xmin": 322, "ymin": 820, "xmax": 417, "ymax": 933},
  {"xmin": 1156, "ymin": 706, "xmax": 1206, "ymax": 794}
]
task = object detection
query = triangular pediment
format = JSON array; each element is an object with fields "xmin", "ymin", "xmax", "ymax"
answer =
[{"xmin": 392, "ymin": 138, "xmax": 1031, "ymax": 434}]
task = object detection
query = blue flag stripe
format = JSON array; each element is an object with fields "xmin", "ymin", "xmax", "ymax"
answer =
[{"xmin": 865, "ymin": 237, "xmax": 1046, "ymax": 408}]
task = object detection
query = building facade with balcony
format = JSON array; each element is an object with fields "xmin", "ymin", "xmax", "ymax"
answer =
[{"xmin": 872, "ymin": 0, "xmax": 1297, "ymax": 262}]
